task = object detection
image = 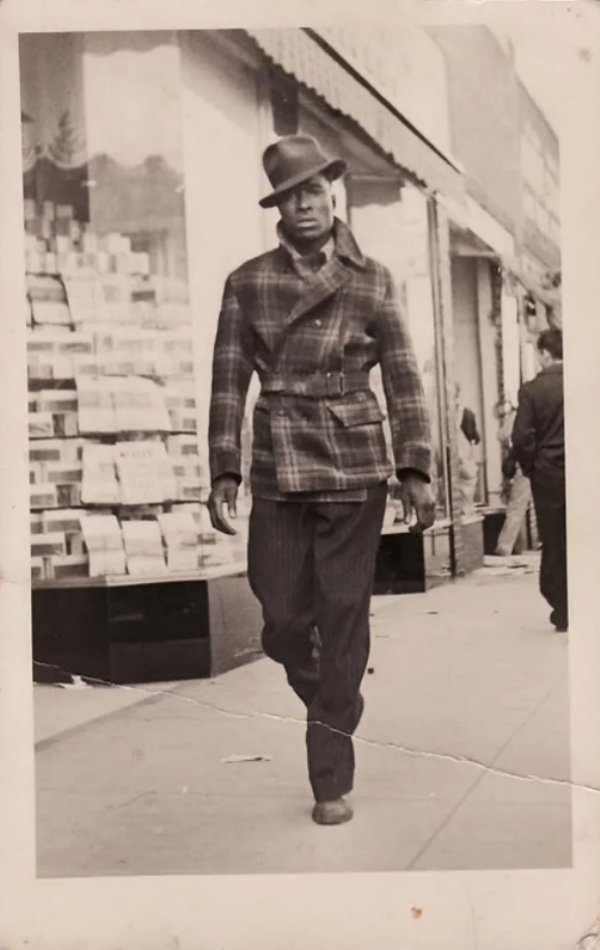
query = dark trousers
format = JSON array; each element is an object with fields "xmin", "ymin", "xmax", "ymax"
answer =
[
  {"xmin": 531, "ymin": 474, "xmax": 568, "ymax": 627},
  {"xmin": 247, "ymin": 484, "xmax": 387, "ymax": 803}
]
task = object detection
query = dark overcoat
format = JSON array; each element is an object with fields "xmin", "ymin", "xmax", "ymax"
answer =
[{"xmin": 511, "ymin": 363, "xmax": 565, "ymax": 483}]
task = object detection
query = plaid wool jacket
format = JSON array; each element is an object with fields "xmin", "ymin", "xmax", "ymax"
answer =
[{"xmin": 208, "ymin": 218, "xmax": 432, "ymax": 498}]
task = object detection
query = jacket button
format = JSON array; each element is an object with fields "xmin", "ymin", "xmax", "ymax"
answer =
[{"xmin": 314, "ymin": 319, "xmax": 322, "ymax": 327}]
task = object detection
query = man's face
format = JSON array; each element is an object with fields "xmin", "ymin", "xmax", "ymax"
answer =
[
  {"xmin": 538, "ymin": 348, "xmax": 552, "ymax": 369},
  {"xmin": 277, "ymin": 174, "xmax": 335, "ymax": 244}
]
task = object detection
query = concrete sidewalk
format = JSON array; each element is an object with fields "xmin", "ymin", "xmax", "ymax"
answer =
[{"xmin": 34, "ymin": 557, "xmax": 572, "ymax": 876}]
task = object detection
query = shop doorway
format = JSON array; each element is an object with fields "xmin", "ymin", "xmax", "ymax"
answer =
[{"xmin": 450, "ymin": 254, "xmax": 488, "ymax": 512}]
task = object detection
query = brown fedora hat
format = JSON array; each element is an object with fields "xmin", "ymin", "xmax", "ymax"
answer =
[{"xmin": 259, "ymin": 135, "xmax": 347, "ymax": 209}]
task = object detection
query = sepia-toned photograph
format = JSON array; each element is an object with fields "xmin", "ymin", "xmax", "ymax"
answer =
[{"xmin": 17, "ymin": 19, "xmax": 570, "ymax": 882}]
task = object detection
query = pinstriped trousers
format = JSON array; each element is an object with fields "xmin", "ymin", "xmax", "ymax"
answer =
[{"xmin": 247, "ymin": 484, "xmax": 387, "ymax": 803}]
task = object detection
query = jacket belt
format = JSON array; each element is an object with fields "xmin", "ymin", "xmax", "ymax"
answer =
[{"xmin": 260, "ymin": 371, "xmax": 370, "ymax": 399}]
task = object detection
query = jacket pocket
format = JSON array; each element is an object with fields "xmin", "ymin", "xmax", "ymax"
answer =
[{"xmin": 327, "ymin": 399, "xmax": 385, "ymax": 427}]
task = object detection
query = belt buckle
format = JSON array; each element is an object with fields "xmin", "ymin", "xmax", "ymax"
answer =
[{"xmin": 327, "ymin": 372, "xmax": 344, "ymax": 396}]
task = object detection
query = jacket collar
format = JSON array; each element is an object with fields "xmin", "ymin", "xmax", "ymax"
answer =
[
  {"xmin": 277, "ymin": 223, "xmax": 335, "ymax": 269},
  {"xmin": 277, "ymin": 216, "xmax": 366, "ymax": 270},
  {"xmin": 541, "ymin": 362, "xmax": 563, "ymax": 375},
  {"xmin": 332, "ymin": 217, "xmax": 366, "ymax": 269}
]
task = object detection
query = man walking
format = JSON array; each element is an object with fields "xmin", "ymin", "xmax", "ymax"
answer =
[
  {"xmin": 495, "ymin": 401, "xmax": 532, "ymax": 557},
  {"xmin": 512, "ymin": 328, "xmax": 567, "ymax": 631},
  {"xmin": 208, "ymin": 135, "xmax": 434, "ymax": 825}
]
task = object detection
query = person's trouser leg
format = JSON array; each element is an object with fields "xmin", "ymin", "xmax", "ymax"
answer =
[
  {"xmin": 531, "ymin": 476, "xmax": 568, "ymax": 628},
  {"xmin": 307, "ymin": 484, "xmax": 387, "ymax": 803},
  {"xmin": 496, "ymin": 470, "xmax": 532, "ymax": 555},
  {"xmin": 247, "ymin": 498, "xmax": 319, "ymax": 707}
]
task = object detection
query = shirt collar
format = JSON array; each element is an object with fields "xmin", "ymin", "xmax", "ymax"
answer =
[
  {"xmin": 277, "ymin": 223, "xmax": 335, "ymax": 264},
  {"xmin": 277, "ymin": 217, "xmax": 366, "ymax": 270}
]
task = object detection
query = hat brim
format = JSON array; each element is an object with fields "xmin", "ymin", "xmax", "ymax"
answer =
[{"xmin": 259, "ymin": 158, "xmax": 347, "ymax": 209}]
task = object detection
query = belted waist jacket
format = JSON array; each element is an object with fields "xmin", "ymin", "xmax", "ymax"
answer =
[{"xmin": 208, "ymin": 218, "xmax": 432, "ymax": 499}]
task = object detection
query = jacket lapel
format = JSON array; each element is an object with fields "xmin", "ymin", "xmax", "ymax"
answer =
[
  {"xmin": 252, "ymin": 219, "xmax": 365, "ymax": 355},
  {"xmin": 279, "ymin": 219, "xmax": 365, "ymax": 333},
  {"xmin": 278, "ymin": 255, "xmax": 352, "ymax": 333},
  {"xmin": 248, "ymin": 251, "xmax": 297, "ymax": 354}
]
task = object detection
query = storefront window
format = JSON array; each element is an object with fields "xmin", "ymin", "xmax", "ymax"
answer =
[
  {"xmin": 82, "ymin": 33, "xmax": 189, "ymax": 287},
  {"xmin": 20, "ymin": 32, "xmax": 247, "ymax": 586},
  {"xmin": 348, "ymin": 178, "xmax": 448, "ymax": 518}
]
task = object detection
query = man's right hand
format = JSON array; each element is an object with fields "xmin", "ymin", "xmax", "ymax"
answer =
[{"xmin": 207, "ymin": 476, "xmax": 239, "ymax": 535}]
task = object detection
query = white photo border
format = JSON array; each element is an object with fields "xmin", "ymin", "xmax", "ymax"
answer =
[{"xmin": 1, "ymin": 1, "xmax": 599, "ymax": 947}]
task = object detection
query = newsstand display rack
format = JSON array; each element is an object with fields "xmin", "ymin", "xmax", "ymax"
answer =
[{"xmin": 25, "ymin": 197, "xmax": 261, "ymax": 683}]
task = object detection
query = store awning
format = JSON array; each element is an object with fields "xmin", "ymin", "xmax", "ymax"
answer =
[
  {"xmin": 441, "ymin": 194, "xmax": 516, "ymax": 263},
  {"xmin": 245, "ymin": 28, "xmax": 466, "ymax": 205}
]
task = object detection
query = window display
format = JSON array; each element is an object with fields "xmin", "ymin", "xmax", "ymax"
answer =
[
  {"xmin": 21, "ymin": 32, "xmax": 249, "ymax": 586},
  {"xmin": 21, "ymin": 29, "xmax": 451, "ymax": 595}
]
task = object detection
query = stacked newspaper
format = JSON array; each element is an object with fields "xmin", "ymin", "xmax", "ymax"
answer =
[
  {"xmin": 157, "ymin": 510, "xmax": 199, "ymax": 572},
  {"xmin": 80, "ymin": 514, "xmax": 126, "ymax": 577},
  {"xmin": 76, "ymin": 376, "xmax": 117, "ymax": 434},
  {"xmin": 81, "ymin": 444, "xmax": 120, "ymax": 505},
  {"xmin": 62, "ymin": 273, "xmax": 109, "ymax": 325},
  {"xmin": 112, "ymin": 377, "xmax": 171, "ymax": 433},
  {"xmin": 27, "ymin": 275, "xmax": 72, "ymax": 327},
  {"xmin": 116, "ymin": 439, "xmax": 177, "ymax": 505},
  {"xmin": 121, "ymin": 519, "xmax": 166, "ymax": 576}
]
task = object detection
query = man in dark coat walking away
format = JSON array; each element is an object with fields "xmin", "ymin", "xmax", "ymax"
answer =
[
  {"xmin": 207, "ymin": 135, "xmax": 434, "ymax": 825},
  {"xmin": 512, "ymin": 328, "xmax": 568, "ymax": 632}
]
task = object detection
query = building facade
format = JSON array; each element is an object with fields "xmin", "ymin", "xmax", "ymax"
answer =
[
  {"xmin": 427, "ymin": 25, "xmax": 561, "ymax": 555},
  {"xmin": 18, "ymin": 25, "xmax": 560, "ymax": 681}
]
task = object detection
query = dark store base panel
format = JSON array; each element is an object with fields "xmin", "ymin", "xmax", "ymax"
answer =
[
  {"xmin": 109, "ymin": 638, "xmax": 212, "ymax": 684},
  {"xmin": 374, "ymin": 526, "xmax": 452, "ymax": 595},
  {"xmin": 483, "ymin": 511, "xmax": 506, "ymax": 555},
  {"xmin": 32, "ymin": 575, "xmax": 263, "ymax": 685}
]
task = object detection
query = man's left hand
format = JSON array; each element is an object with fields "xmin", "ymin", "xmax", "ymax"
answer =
[{"xmin": 399, "ymin": 474, "xmax": 435, "ymax": 533}]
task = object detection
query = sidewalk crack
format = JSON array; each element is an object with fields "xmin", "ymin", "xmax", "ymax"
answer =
[{"xmin": 35, "ymin": 664, "xmax": 594, "ymax": 796}]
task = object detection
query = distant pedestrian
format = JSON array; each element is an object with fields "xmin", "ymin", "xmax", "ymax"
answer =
[
  {"xmin": 494, "ymin": 401, "xmax": 532, "ymax": 556},
  {"xmin": 511, "ymin": 329, "xmax": 567, "ymax": 631},
  {"xmin": 455, "ymin": 383, "xmax": 481, "ymax": 514}
]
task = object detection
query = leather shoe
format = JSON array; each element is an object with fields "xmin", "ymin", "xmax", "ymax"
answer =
[
  {"xmin": 312, "ymin": 797, "xmax": 353, "ymax": 826},
  {"xmin": 550, "ymin": 609, "xmax": 568, "ymax": 632}
]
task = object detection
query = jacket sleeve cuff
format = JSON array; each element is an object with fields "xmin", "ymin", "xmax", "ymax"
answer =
[
  {"xmin": 396, "ymin": 467, "xmax": 430, "ymax": 484},
  {"xmin": 209, "ymin": 451, "xmax": 242, "ymax": 486},
  {"xmin": 394, "ymin": 446, "xmax": 432, "ymax": 484},
  {"xmin": 211, "ymin": 472, "xmax": 242, "ymax": 487}
]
